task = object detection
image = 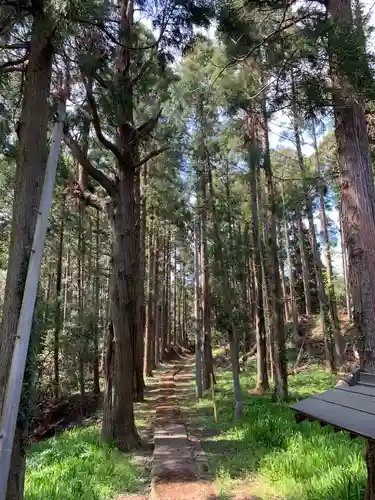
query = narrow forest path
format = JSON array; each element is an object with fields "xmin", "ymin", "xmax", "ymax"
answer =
[{"xmin": 151, "ymin": 355, "xmax": 218, "ymax": 500}]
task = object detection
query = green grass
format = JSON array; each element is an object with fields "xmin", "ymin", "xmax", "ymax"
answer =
[
  {"xmin": 25, "ymin": 425, "xmax": 148, "ymax": 500},
  {"xmin": 191, "ymin": 364, "xmax": 367, "ymax": 500}
]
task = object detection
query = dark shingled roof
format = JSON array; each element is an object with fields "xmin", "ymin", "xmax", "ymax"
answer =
[{"xmin": 290, "ymin": 369, "xmax": 375, "ymax": 440}]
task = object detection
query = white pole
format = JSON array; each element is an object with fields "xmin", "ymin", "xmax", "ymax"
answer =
[{"xmin": 0, "ymin": 101, "xmax": 66, "ymax": 500}]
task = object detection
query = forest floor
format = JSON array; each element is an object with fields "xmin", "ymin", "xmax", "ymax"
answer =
[
  {"xmin": 188, "ymin": 349, "xmax": 366, "ymax": 500},
  {"xmin": 151, "ymin": 355, "xmax": 218, "ymax": 499},
  {"xmin": 25, "ymin": 374, "xmax": 159, "ymax": 500},
  {"xmin": 25, "ymin": 321, "xmax": 366, "ymax": 500}
]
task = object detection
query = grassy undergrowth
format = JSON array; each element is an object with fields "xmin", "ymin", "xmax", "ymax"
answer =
[
  {"xmin": 192, "ymin": 364, "xmax": 366, "ymax": 500},
  {"xmin": 25, "ymin": 424, "xmax": 148, "ymax": 500}
]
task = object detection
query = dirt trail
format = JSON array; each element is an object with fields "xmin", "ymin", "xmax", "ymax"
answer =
[{"xmin": 151, "ymin": 356, "xmax": 218, "ymax": 500}]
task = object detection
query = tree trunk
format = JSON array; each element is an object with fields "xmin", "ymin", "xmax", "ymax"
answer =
[
  {"xmin": 293, "ymin": 97, "xmax": 335, "ymax": 372},
  {"xmin": 312, "ymin": 119, "xmax": 343, "ymax": 364},
  {"xmin": 229, "ymin": 325, "xmax": 243, "ymax": 419},
  {"xmin": 165, "ymin": 227, "xmax": 171, "ymax": 354},
  {"xmin": 249, "ymin": 141, "xmax": 269, "ymax": 393},
  {"xmin": 160, "ymin": 231, "xmax": 167, "ymax": 360},
  {"xmin": 297, "ymin": 217, "xmax": 313, "ymax": 317},
  {"xmin": 77, "ymin": 198, "xmax": 86, "ymax": 413},
  {"xmin": 280, "ymin": 259, "xmax": 290, "ymax": 323},
  {"xmin": 327, "ymin": 0, "xmax": 375, "ymax": 495},
  {"xmin": 182, "ymin": 262, "xmax": 187, "ymax": 347},
  {"xmin": 0, "ymin": 11, "xmax": 54, "ymax": 499},
  {"xmin": 340, "ymin": 202, "xmax": 352, "ymax": 320},
  {"xmin": 144, "ymin": 217, "xmax": 155, "ymax": 377},
  {"xmin": 173, "ymin": 243, "xmax": 177, "ymax": 345},
  {"xmin": 152, "ymin": 233, "xmax": 160, "ymax": 369},
  {"xmin": 101, "ymin": 171, "xmax": 140, "ymax": 450},
  {"xmin": 281, "ymin": 185, "xmax": 298, "ymax": 338},
  {"xmin": 201, "ymin": 183, "xmax": 214, "ymax": 390},
  {"xmin": 53, "ymin": 196, "xmax": 65, "ymax": 401},
  {"xmin": 134, "ymin": 168, "xmax": 144, "ymax": 401},
  {"xmin": 261, "ymin": 99, "xmax": 288, "ymax": 399},
  {"xmin": 194, "ymin": 218, "xmax": 203, "ymax": 399},
  {"xmin": 93, "ymin": 209, "xmax": 101, "ymax": 397}
]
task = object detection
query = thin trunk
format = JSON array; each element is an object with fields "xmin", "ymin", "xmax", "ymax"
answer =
[
  {"xmin": 340, "ymin": 202, "xmax": 352, "ymax": 320},
  {"xmin": 182, "ymin": 262, "xmax": 186, "ymax": 347},
  {"xmin": 279, "ymin": 258, "xmax": 289, "ymax": 322},
  {"xmin": 202, "ymin": 180, "xmax": 214, "ymax": 391},
  {"xmin": 297, "ymin": 217, "xmax": 313, "ymax": 316},
  {"xmin": 224, "ymin": 161, "xmax": 243, "ymax": 416},
  {"xmin": 173, "ymin": 243, "xmax": 177, "ymax": 346},
  {"xmin": 292, "ymin": 86, "xmax": 335, "ymax": 371},
  {"xmin": 160, "ymin": 231, "xmax": 167, "ymax": 360},
  {"xmin": 262, "ymin": 98, "xmax": 288, "ymax": 399},
  {"xmin": 53, "ymin": 196, "xmax": 65, "ymax": 401},
  {"xmin": 77, "ymin": 200, "xmax": 86, "ymax": 413},
  {"xmin": 229, "ymin": 324, "xmax": 243, "ymax": 419},
  {"xmin": 177, "ymin": 271, "xmax": 182, "ymax": 346},
  {"xmin": 312, "ymin": 119, "xmax": 343, "ymax": 364},
  {"xmin": 281, "ymin": 187, "xmax": 298, "ymax": 337},
  {"xmin": 194, "ymin": 218, "xmax": 203, "ymax": 399},
  {"xmin": 77, "ymin": 114, "xmax": 90, "ymax": 412},
  {"xmin": 144, "ymin": 217, "xmax": 155, "ymax": 377},
  {"xmin": 165, "ymin": 227, "xmax": 171, "ymax": 354},
  {"xmin": 93, "ymin": 209, "xmax": 100, "ymax": 397},
  {"xmin": 44, "ymin": 268, "xmax": 53, "ymax": 326},
  {"xmin": 152, "ymin": 233, "xmax": 160, "ymax": 369},
  {"xmin": 63, "ymin": 232, "xmax": 71, "ymax": 327},
  {"xmin": 249, "ymin": 138, "xmax": 269, "ymax": 393}
]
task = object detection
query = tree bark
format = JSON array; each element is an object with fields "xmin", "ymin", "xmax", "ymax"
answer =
[
  {"xmin": 93, "ymin": 209, "xmax": 101, "ymax": 397},
  {"xmin": 326, "ymin": 0, "xmax": 375, "ymax": 495},
  {"xmin": 152, "ymin": 232, "xmax": 160, "ymax": 369},
  {"xmin": 144, "ymin": 217, "xmax": 155, "ymax": 377},
  {"xmin": 0, "ymin": 10, "xmax": 54, "ymax": 499},
  {"xmin": 77, "ymin": 197, "xmax": 86, "ymax": 413},
  {"xmin": 312, "ymin": 119, "xmax": 343, "ymax": 364},
  {"xmin": 134, "ymin": 167, "xmax": 144, "ymax": 401},
  {"xmin": 261, "ymin": 99, "xmax": 288, "ymax": 399},
  {"xmin": 293, "ymin": 96, "xmax": 335, "ymax": 372},
  {"xmin": 194, "ymin": 217, "xmax": 203, "ymax": 399},
  {"xmin": 201, "ymin": 181, "xmax": 214, "ymax": 391},
  {"xmin": 249, "ymin": 137, "xmax": 269, "ymax": 393},
  {"xmin": 340, "ymin": 201, "xmax": 352, "ymax": 320},
  {"xmin": 297, "ymin": 216, "xmax": 313, "ymax": 317},
  {"xmin": 102, "ymin": 174, "xmax": 141, "ymax": 449},
  {"xmin": 53, "ymin": 196, "xmax": 65, "ymax": 401},
  {"xmin": 281, "ymin": 185, "xmax": 298, "ymax": 338}
]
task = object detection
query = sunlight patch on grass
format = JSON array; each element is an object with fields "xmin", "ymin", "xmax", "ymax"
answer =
[
  {"xmin": 25, "ymin": 425, "xmax": 148, "ymax": 500},
  {"xmin": 193, "ymin": 364, "xmax": 366, "ymax": 500}
]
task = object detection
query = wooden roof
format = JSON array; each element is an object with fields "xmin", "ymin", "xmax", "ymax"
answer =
[{"xmin": 290, "ymin": 369, "xmax": 375, "ymax": 440}]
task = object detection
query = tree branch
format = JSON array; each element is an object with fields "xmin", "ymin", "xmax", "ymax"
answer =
[
  {"xmin": 135, "ymin": 146, "xmax": 169, "ymax": 169},
  {"xmin": 0, "ymin": 65, "xmax": 24, "ymax": 73},
  {"xmin": 0, "ymin": 42, "xmax": 29, "ymax": 49},
  {"xmin": 63, "ymin": 132, "xmax": 116, "ymax": 196},
  {"xmin": 85, "ymin": 77, "xmax": 125, "ymax": 163},
  {"xmin": 67, "ymin": 181, "xmax": 104, "ymax": 210},
  {"xmin": 212, "ymin": 11, "xmax": 307, "ymax": 84},
  {"xmin": 74, "ymin": 17, "xmax": 160, "ymax": 51},
  {"xmin": 136, "ymin": 109, "xmax": 163, "ymax": 140},
  {"xmin": 0, "ymin": 51, "xmax": 28, "ymax": 73}
]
